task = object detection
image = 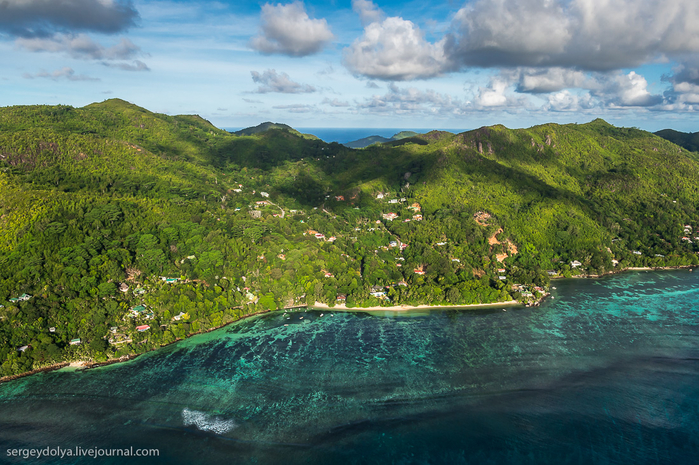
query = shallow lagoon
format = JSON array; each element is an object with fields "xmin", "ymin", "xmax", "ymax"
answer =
[{"xmin": 2, "ymin": 270, "xmax": 699, "ymax": 464}]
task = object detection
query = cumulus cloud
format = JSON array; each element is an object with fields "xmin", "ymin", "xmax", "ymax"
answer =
[
  {"xmin": 592, "ymin": 71, "xmax": 662, "ymax": 107},
  {"xmin": 103, "ymin": 59, "xmax": 150, "ymax": 71},
  {"xmin": 544, "ymin": 90, "xmax": 595, "ymax": 112},
  {"xmin": 0, "ymin": 0, "xmax": 138, "ymax": 37},
  {"xmin": 321, "ymin": 98, "xmax": 350, "ymax": 107},
  {"xmin": 16, "ymin": 34, "xmax": 141, "ymax": 60},
  {"xmin": 343, "ymin": 17, "xmax": 449, "ymax": 80},
  {"xmin": 473, "ymin": 76, "xmax": 532, "ymax": 109},
  {"xmin": 23, "ymin": 66, "xmax": 99, "ymax": 81},
  {"xmin": 352, "ymin": 0, "xmax": 383, "ymax": 26},
  {"xmin": 447, "ymin": 0, "xmax": 699, "ymax": 71},
  {"xmin": 249, "ymin": 2, "xmax": 334, "ymax": 57},
  {"xmin": 251, "ymin": 69, "xmax": 316, "ymax": 93},
  {"xmin": 512, "ymin": 68, "xmax": 597, "ymax": 94},
  {"xmin": 272, "ymin": 104, "xmax": 316, "ymax": 113},
  {"xmin": 357, "ymin": 83, "xmax": 467, "ymax": 115}
]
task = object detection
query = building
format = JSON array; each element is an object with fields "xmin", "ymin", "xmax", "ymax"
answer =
[
  {"xmin": 336, "ymin": 294, "xmax": 347, "ymax": 302},
  {"xmin": 260, "ymin": 192, "xmax": 269, "ymax": 198},
  {"xmin": 413, "ymin": 214, "xmax": 423, "ymax": 221},
  {"xmin": 382, "ymin": 212, "xmax": 398, "ymax": 221},
  {"xmin": 136, "ymin": 325, "xmax": 150, "ymax": 332},
  {"xmin": 571, "ymin": 260, "xmax": 582, "ymax": 268},
  {"xmin": 335, "ymin": 195, "xmax": 345, "ymax": 201},
  {"xmin": 70, "ymin": 338, "xmax": 81, "ymax": 345},
  {"xmin": 414, "ymin": 269, "xmax": 426, "ymax": 275}
]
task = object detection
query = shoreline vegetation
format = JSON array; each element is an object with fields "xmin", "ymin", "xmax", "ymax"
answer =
[
  {"xmin": 4, "ymin": 102, "xmax": 699, "ymax": 385},
  {"xmin": 2, "ymin": 265, "xmax": 694, "ymax": 385}
]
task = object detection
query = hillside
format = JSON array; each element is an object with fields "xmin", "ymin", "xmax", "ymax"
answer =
[
  {"xmin": 234, "ymin": 121, "xmax": 319, "ymax": 140},
  {"xmin": 2, "ymin": 100, "xmax": 699, "ymax": 377},
  {"xmin": 344, "ymin": 130, "xmax": 420, "ymax": 148},
  {"xmin": 655, "ymin": 128, "xmax": 699, "ymax": 152}
]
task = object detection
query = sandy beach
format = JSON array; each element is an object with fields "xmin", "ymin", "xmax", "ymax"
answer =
[{"xmin": 312, "ymin": 300, "xmax": 520, "ymax": 312}]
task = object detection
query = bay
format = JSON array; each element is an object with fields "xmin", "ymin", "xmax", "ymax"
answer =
[{"xmin": 2, "ymin": 270, "xmax": 699, "ymax": 464}]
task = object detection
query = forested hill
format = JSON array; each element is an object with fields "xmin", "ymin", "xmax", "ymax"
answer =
[
  {"xmin": 1, "ymin": 99, "xmax": 699, "ymax": 377},
  {"xmin": 655, "ymin": 128, "xmax": 699, "ymax": 153}
]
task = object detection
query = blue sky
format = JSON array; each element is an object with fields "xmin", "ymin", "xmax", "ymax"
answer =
[{"xmin": 3, "ymin": 0, "xmax": 699, "ymax": 132}]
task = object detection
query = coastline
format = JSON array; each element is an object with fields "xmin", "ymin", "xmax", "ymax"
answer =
[
  {"xmin": 2, "ymin": 266, "xmax": 695, "ymax": 384},
  {"xmin": 311, "ymin": 300, "xmax": 520, "ymax": 312}
]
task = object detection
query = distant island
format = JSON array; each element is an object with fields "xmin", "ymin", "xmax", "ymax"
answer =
[
  {"xmin": 1, "ymin": 98, "xmax": 699, "ymax": 379},
  {"xmin": 344, "ymin": 131, "xmax": 419, "ymax": 148}
]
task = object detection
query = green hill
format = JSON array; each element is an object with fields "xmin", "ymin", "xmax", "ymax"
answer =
[
  {"xmin": 344, "ymin": 130, "xmax": 422, "ymax": 148},
  {"xmin": 1, "ymin": 100, "xmax": 699, "ymax": 377},
  {"xmin": 234, "ymin": 121, "xmax": 319, "ymax": 140},
  {"xmin": 655, "ymin": 128, "xmax": 699, "ymax": 152}
]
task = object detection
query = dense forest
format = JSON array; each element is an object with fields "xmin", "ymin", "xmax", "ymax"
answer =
[{"xmin": 1, "ymin": 98, "xmax": 699, "ymax": 377}]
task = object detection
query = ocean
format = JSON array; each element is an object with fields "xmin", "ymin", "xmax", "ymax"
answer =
[{"xmin": 2, "ymin": 270, "xmax": 699, "ymax": 464}]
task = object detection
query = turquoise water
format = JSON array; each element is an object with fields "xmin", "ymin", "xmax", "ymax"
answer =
[{"xmin": 2, "ymin": 270, "xmax": 699, "ymax": 464}]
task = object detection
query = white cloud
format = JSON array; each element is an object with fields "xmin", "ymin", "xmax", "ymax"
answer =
[
  {"xmin": 23, "ymin": 66, "xmax": 99, "ymax": 81},
  {"xmin": 545, "ymin": 90, "xmax": 595, "ymax": 112},
  {"xmin": 447, "ymin": 0, "xmax": 699, "ymax": 71},
  {"xmin": 249, "ymin": 2, "xmax": 334, "ymax": 57},
  {"xmin": 513, "ymin": 68, "xmax": 597, "ymax": 94},
  {"xmin": 322, "ymin": 98, "xmax": 350, "ymax": 107},
  {"xmin": 250, "ymin": 69, "xmax": 316, "ymax": 93},
  {"xmin": 272, "ymin": 104, "xmax": 316, "ymax": 113},
  {"xmin": 352, "ymin": 0, "xmax": 383, "ymax": 26},
  {"xmin": 343, "ymin": 17, "xmax": 449, "ymax": 81},
  {"xmin": 595, "ymin": 71, "xmax": 662, "ymax": 107},
  {"xmin": 0, "ymin": 0, "xmax": 138, "ymax": 37},
  {"xmin": 16, "ymin": 33, "xmax": 142, "ymax": 60},
  {"xmin": 357, "ymin": 83, "xmax": 467, "ymax": 115}
]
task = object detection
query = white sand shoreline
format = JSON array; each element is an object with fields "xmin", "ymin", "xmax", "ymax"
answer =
[{"xmin": 311, "ymin": 300, "xmax": 520, "ymax": 312}]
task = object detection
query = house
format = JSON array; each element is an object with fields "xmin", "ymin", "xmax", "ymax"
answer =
[
  {"xmin": 70, "ymin": 338, "xmax": 81, "ymax": 345},
  {"xmin": 632, "ymin": 251, "xmax": 642, "ymax": 255},
  {"xmin": 118, "ymin": 283, "xmax": 129, "ymax": 293},
  {"xmin": 325, "ymin": 272, "xmax": 334, "ymax": 278},
  {"xmin": 173, "ymin": 312, "xmax": 186, "ymax": 321},
  {"xmin": 256, "ymin": 200, "xmax": 270, "ymax": 206},
  {"xmin": 403, "ymin": 219, "xmax": 411, "ymax": 222},
  {"xmin": 161, "ymin": 277, "xmax": 179, "ymax": 283},
  {"xmin": 110, "ymin": 327, "xmax": 118, "ymax": 333},
  {"xmin": 376, "ymin": 193, "xmax": 385, "ymax": 199},
  {"xmin": 499, "ymin": 276, "xmax": 507, "ymax": 280},
  {"xmin": 413, "ymin": 214, "xmax": 423, "ymax": 221},
  {"xmin": 370, "ymin": 290, "xmax": 386, "ymax": 297},
  {"xmin": 388, "ymin": 199, "xmax": 399, "ymax": 204},
  {"xmin": 398, "ymin": 280, "xmax": 408, "ymax": 287},
  {"xmin": 547, "ymin": 270, "xmax": 558, "ymax": 276},
  {"xmin": 414, "ymin": 269, "xmax": 425, "ymax": 275},
  {"xmin": 382, "ymin": 212, "xmax": 398, "ymax": 221},
  {"xmin": 452, "ymin": 258, "xmax": 461, "ymax": 262},
  {"xmin": 409, "ymin": 203, "xmax": 421, "ymax": 211},
  {"xmin": 233, "ymin": 189, "xmax": 242, "ymax": 193},
  {"xmin": 328, "ymin": 236, "xmax": 337, "ymax": 242},
  {"xmin": 315, "ymin": 233, "xmax": 326, "ymax": 240},
  {"xmin": 17, "ymin": 345, "xmax": 30, "ymax": 352},
  {"xmin": 497, "ymin": 268, "xmax": 506, "ymax": 273},
  {"xmin": 389, "ymin": 241, "xmax": 398, "ymax": 247},
  {"xmin": 611, "ymin": 259, "xmax": 619, "ymax": 266},
  {"xmin": 571, "ymin": 260, "xmax": 582, "ymax": 268},
  {"xmin": 136, "ymin": 325, "xmax": 150, "ymax": 332},
  {"xmin": 131, "ymin": 305, "xmax": 147, "ymax": 315},
  {"xmin": 134, "ymin": 287, "xmax": 146, "ymax": 295},
  {"xmin": 49, "ymin": 327, "xmax": 56, "ymax": 333},
  {"xmin": 400, "ymin": 243, "xmax": 408, "ymax": 250},
  {"xmin": 655, "ymin": 254, "xmax": 665, "ymax": 258},
  {"xmin": 278, "ymin": 254, "xmax": 286, "ymax": 260},
  {"xmin": 336, "ymin": 294, "xmax": 347, "ymax": 302},
  {"xmin": 335, "ymin": 195, "xmax": 345, "ymax": 201},
  {"xmin": 436, "ymin": 242, "xmax": 447, "ymax": 246},
  {"xmin": 260, "ymin": 192, "xmax": 269, "ymax": 198}
]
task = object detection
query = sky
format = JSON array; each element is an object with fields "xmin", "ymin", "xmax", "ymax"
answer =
[{"xmin": 3, "ymin": 0, "xmax": 699, "ymax": 132}]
